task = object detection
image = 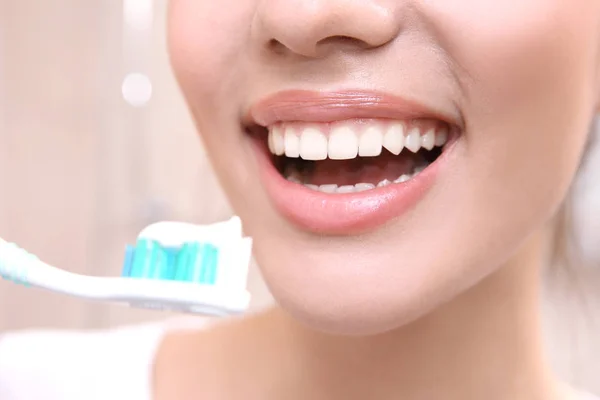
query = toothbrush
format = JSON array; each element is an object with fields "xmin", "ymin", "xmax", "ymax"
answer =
[{"xmin": 0, "ymin": 216, "xmax": 252, "ymax": 317}]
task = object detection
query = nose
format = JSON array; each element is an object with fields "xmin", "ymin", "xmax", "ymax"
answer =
[{"xmin": 253, "ymin": 0, "xmax": 402, "ymax": 57}]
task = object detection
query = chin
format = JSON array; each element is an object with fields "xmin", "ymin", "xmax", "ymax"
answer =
[
  {"xmin": 251, "ymin": 240, "xmax": 477, "ymax": 336},
  {"xmin": 264, "ymin": 274, "xmax": 449, "ymax": 336}
]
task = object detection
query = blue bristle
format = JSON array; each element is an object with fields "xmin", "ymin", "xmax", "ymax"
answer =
[
  {"xmin": 146, "ymin": 241, "xmax": 162, "ymax": 278},
  {"xmin": 123, "ymin": 239, "xmax": 221, "ymax": 284},
  {"xmin": 197, "ymin": 244, "xmax": 207, "ymax": 284},
  {"xmin": 187, "ymin": 243, "xmax": 204, "ymax": 283},
  {"xmin": 202, "ymin": 244, "xmax": 219, "ymax": 285},
  {"xmin": 129, "ymin": 239, "xmax": 160, "ymax": 278},
  {"xmin": 128, "ymin": 240, "xmax": 145, "ymax": 278},
  {"xmin": 174, "ymin": 242, "xmax": 194, "ymax": 281},
  {"xmin": 149, "ymin": 244, "xmax": 166, "ymax": 279},
  {"xmin": 173, "ymin": 252, "xmax": 187, "ymax": 281},
  {"xmin": 161, "ymin": 247, "xmax": 179, "ymax": 280},
  {"xmin": 121, "ymin": 245, "xmax": 135, "ymax": 277}
]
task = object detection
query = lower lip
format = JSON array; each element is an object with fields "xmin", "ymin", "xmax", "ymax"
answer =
[{"xmin": 252, "ymin": 137, "xmax": 453, "ymax": 235}]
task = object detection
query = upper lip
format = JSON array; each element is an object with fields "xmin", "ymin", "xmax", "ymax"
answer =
[{"xmin": 246, "ymin": 90, "xmax": 463, "ymax": 128}]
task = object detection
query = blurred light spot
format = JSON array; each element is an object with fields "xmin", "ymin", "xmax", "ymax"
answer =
[
  {"xmin": 122, "ymin": 73, "xmax": 152, "ymax": 107},
  {"xmin": 123, "ymin": 0, "xmax": 154, "ymax": 31}
]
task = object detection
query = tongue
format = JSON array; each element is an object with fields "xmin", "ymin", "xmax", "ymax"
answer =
[{"xmin": 304, "ymin": 152, "xmax": 419, "ymax": 186}]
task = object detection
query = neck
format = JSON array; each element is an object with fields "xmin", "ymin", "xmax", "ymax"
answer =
[{"xmin": 252, "ymin": 231, "xmax": 563, "ymax": 400}]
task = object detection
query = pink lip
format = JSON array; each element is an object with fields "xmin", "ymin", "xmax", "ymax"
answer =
[
  {"xmin": 247, "ymin": 90, "xmax": 458, "ymax": 235},
  {"xmin": 248, "ymin": 90, "xmax": 461, "ymax": 127}
]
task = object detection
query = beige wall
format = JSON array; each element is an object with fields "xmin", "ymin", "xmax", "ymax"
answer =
[
  {"xmin": 0, "ymin": 0, "xmax": 270, "ymax": 330},
  {"xmin": 0, "ymin": 0, "xmax": 598, "ymax": 395}
]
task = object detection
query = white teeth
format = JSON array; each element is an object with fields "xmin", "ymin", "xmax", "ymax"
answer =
[
  {"xmin": 319, "ymin": 184, "xmax": 338, "ymax": 193},
  {"xmin": 435, "ymin": 128, "xmax": 448, "ymax": 147},
  {"xmin": 404, "ymin": 127, "xmax": 422, "ymax": 153},
  {"xmin": 336, "ymin": 185, "xmax": 356, "ymax": 193},
  {"xmin": 394, "ymin": 174, "xmax": 410, "ymax": 183},
  {"xmin": 284, "ymin": 127, "xmax": 300, "ymax": 158},
  {"xmin": 295, "ymin": 165, "xmax": 428, "ymax": 193},
  {"xmin": 358, "ymin": 127, "xmax": 383, "ymax": 157},
  {"xmin": 302, "ymin": 183, "xmax": 373, "ymax": 193},
  {"xmin": 421, "ymin": 129, "xmax": 435, "ymax": 151},
  {"xmin": 268, "ymin": 120, "xmax": 450, "ymax": 158},
  {"xmin": 270, "ymin": 126, "xmax": 285, "ymax": 155},
  {"xmin": 284, "ymin": 166, "xmax": 302, "ymax": 183},
  {"xmin": 299, "ymin": 127, "xmax": 328, "ymax": 160},
  {"xmin": 328, "ymin": 126, "xmax": 359, "ymax": 160},
  {"xmin": 355, "ymin": 183, "xmax": 375, "ymax": 192},
  {"xmin": 383, "ymin": 123, "xmax": 405, "ymax": 155},
  {"xmin": 268, "ymin": 131, "xmax": 275, "ymax": 153}
]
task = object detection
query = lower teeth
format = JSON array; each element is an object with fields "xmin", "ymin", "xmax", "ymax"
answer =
[{"xmin": 286, "ymin": 165, "xmax": 427, "ymax": 194}]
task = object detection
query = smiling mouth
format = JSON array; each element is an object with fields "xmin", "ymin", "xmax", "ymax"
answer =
[
  {"xmin": 266, "ymin": 119, "xmax": 449, "ymax": 193},
  {"xmin": 246, "ymin": 90, "xmax": 460, "ymax": 234}
]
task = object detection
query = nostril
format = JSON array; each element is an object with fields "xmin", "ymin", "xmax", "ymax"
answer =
[
  {"xmin": 267, "ymin": 38, "xmax": 288, "ymax": 55},
  {"xmin": 316, "ymin": 35, "xmax": 370, "ymax": 50},
  {"xmin": 266, "ymin": 35, "xmax": 374, "ymax": 58},
  {"xmin": 267, "ymin": 38, "xmax": 281, "ymax": 48}
]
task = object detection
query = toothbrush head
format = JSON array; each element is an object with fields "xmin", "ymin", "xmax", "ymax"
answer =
[
  {"xmin": 121, "ymin": 239, "xmax": 221, "ymax": 285},
  {"xmin": 118, "ymin": 216, "xmax": 253, "ymax": 315}
]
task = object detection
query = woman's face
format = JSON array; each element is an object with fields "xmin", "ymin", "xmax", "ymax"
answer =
[{"xmin": 168, "ymin": 0, "xmax": 600, "ymax": 334}]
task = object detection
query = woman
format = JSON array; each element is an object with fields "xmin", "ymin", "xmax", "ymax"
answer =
[{"xmin": 1, "ymin": 0, "xmax": 600, "ymax": 399}]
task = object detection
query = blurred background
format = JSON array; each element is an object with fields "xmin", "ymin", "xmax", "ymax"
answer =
[
  {"xmin": 0, "ymin": 0, "xmax": 272, "ymax": 329},
  {"xmin": 0, "ymin": 0, "xmax": 599, "ymax": 395}
]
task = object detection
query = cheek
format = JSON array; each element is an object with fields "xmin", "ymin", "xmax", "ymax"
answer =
[
  {"xmin": 168, "ymin": 0, "xmax": 255, "ymax": 111},
  {"xmin": 422, "ymin": 1, "xmax": 599, "ymax": 209},
  {"xmin": 422, "ymin": 0, "xmax": 600, "ymax": 113},
  {"xmin": 168, "ymin": 0, "xmax": 260, "ymax": 185}
]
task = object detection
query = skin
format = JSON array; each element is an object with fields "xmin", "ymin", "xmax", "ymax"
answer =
[{"xmin": 156, "ymin": 1, "xmax": 600, "ymax": 399}]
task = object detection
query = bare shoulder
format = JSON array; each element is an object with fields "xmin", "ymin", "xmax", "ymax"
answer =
[
  {"xmin": 153, "ymin": 327, "xmax": 220, "ymax": 400},
  {"xmin": 152, "ymin": 314, "xmax": 274, "ymax": 400}
]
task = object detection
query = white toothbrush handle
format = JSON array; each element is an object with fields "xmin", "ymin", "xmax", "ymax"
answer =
[{"xmin": 0, "ymin": 238, "xmax": 250, "ymax": 316}]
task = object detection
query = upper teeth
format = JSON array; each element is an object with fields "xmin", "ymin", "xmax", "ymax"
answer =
[{"xmin": 267, "ymin": 120, "xmax": 449, "ymax": 160}]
